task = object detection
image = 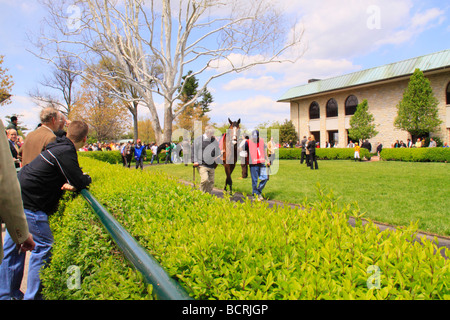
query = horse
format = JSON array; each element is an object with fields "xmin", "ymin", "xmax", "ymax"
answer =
[{"xmin": 219, "ymin": 118, "xmax": 241, "ymax": 194}]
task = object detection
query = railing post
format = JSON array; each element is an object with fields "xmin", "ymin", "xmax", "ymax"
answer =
[{"xmin": 80, "ymin": 189, "xmax": 192, "ymax": 300}]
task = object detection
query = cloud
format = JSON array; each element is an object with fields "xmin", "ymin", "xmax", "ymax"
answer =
[
  {"xmin": 209, "ymin": 95, "xmax": 288, "ymax": 130},
  {"xmin": 376, "ymin": 7, "xmax": 446, "ymax": 46}
]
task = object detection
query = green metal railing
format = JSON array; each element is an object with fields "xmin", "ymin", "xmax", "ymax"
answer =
[{"xmin": 80, "ymin": 189, "xmax": 192, "ymax": 300}]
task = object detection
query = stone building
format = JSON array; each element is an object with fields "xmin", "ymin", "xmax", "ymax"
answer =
[{"xmin": 278, "ymin": 49, "xmax": 450, "ymax": 148}]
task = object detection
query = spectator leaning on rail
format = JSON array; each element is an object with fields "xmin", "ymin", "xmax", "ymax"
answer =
[
  {"xmin": 0, "ymin": 120, "xmax": 35, "ymax": 266},
  {"xmin": 18, "ymin": 107, "xmax": 66, "ymax": 167},
  {"xmin": 0, "ymin": 121, "xmax": 92, "ymax": 300}
]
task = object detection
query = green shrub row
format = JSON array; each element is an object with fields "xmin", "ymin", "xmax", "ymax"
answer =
[
  {"xmin": 78, "ymin": 150, "xmax": 167, "ymax": 164},
  {"xmin": 42, "ymin": 158, "xmax": 449, "ymax": 300},
  {"xmin": 380, "ymin": 148, "xmax": 450, "ymax": 162},
  {"xmin": 41, "ymin": 193, "xmax": 153, "ymax": 300},
  {"xmin": 279, "ymin": 148, "xmax": 371, "ymax": 161}
]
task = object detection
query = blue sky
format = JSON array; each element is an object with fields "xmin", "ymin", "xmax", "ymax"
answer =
[{"xmin": 0, "ymin": 0, "xmax": 449, "ymax": 134}]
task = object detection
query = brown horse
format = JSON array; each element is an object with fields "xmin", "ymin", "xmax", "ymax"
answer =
[{"xmin": 220, "ymin": 118, "xmax": 241, "ymax": 194}]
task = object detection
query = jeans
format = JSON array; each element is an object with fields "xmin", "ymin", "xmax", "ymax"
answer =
[
  {"xmin": 250, "ymin": 165, "xmax": 269, "ymax": 196},
  {"xmin": 0, "ymin": 209, "xmax": 53, "ymax": 300},
  {"xmin": 151, "ymin": 154, "xmax": 159, "ymax": 164}
]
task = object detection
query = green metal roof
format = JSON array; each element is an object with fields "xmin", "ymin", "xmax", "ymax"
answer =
[{"xmin": 278, "ymin": 49, "xmax": 450, "ymax": 102}]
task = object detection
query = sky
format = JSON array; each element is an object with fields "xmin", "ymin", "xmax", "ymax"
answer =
[{"xmin": 0, "ymin": 0, "xmax": 449, "ymax": 136}]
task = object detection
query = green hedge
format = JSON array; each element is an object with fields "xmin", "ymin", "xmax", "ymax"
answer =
[
  {"xmin": 380, "ymin": 148, "xmax": 450, "ymax": 162},
  {"xmin": 279, "ymin": 148, "xmax": 371, "ymax": 161},
  {"xmin": 41, "ymin": 158, "xmax": 449, "ymax": 300},
  {"xmin": 41, "ymin": 194, "xmax": 153, "ymax": 299},
  {"xmin": 78, "ymin": 150, "xmax": 167, "ymax": 164}
]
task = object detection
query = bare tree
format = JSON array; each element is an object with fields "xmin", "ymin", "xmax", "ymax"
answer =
[
  {"xmin": 29, "ymin": 56, "xmax": 81, "ymax": 116},
  {"xmin": 30, "ymin": 0, "xmax": 304, "ymax": 143}
]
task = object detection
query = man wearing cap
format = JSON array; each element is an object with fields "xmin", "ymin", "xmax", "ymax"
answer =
[
  {"xmin": 245, "ymin": 130, "xmax": 270, "ymax": 201},
  {"xmin": 134, "ymin": 139, "xmax": 147, "ymax": 170}
]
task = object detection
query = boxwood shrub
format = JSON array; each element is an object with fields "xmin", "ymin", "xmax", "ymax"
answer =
[
  {"xmin": 380, "ymin": 148, "xmax": 450, "ymax": 162},
  {"xmin": 78, "ymin": 150, "xmax": 167, "ymax": 164},
  {"xmin": 41, "ymin": 158, "xmax": 449, "ymax": 300},
  {"xmin": 41, "ymin": 194, "xmax": 153, "ymax": 300},
  {"xmin": 279, "ymin": 148, "xmax": 371, "ymax": 161}
]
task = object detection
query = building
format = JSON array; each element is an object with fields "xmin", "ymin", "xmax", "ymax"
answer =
[{"xmin": 278, "ymin": 49, "xmax": 450, "ymax": 148}]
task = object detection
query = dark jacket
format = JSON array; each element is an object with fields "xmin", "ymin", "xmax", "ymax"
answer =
[
  {"xmin": 18, "ymin": 136, "xmax": 92, "ymax": 215},
  {"xmin": 307, "ymin": 140, "xmax": 317, "ymax": 154},
  {"xmin": 192, "ymin": 135, "xmax": 220, "ymax": 168},
  {"xmin": 8, "ymin": 140, "xmax": 20, "ymax": 168}
]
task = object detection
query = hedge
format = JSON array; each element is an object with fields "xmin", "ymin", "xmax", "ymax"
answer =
[
  {"xmin": 41, "ymin": 158, "xmax": 449, "ymax": 300},
  {"xmin": 380, "ymin": 148, "xmax": 450, "ymax": 162},
  {"xmin": 279, "ymin": 148, "xmax": 371, "ymax": 161},
  {"xmin": 78, "ymin": 150, "xmax": 167, "ymax": 164},
  {"xmin": 41, "ymin": 194, "xmax": 153, "ymax": 300}
]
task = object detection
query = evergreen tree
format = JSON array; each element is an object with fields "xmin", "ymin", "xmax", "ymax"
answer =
[
  {"xmin": 394, "ymin": 68, "xmax": 442, "ymax": 139},
  {"xmin": 348, "ymin": 99, "xmax": 378, "ymax": 143},
  {"xmin": 279, "ymin": 119, "xmax": 298, "ymax": 144},
  {"xmin": 175, "ymin": 71, "xmax": 213, "ymax": 136}
]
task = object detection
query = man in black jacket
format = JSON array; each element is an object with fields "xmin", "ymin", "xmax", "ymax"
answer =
[
  {"xmin": 0, "ymin": 121, "xmax": 92, "ymax": 300},
  {"xmin": 192, "ymin": 125, "xmax": 221, "ymax": 194}
]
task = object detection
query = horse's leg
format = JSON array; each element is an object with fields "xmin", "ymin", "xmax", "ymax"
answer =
[
  {"xmin": 224, "ymin": 165, "xmax": 230, "ymax": 191},
  {"xmin": 228, "ymin": 164, "xmax": 235, "ymax": 194}
]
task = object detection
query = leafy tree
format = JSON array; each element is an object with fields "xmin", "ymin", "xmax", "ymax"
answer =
[
  {"xmin": 71, "ymin": 70, "xmax": 130, "ymax": 142},
  {"xmin": 394, "ymin": 68, "xmax": 442, "ymax": 139},
  {"xmin": 255, "ymin": 119, "xmax": 297, "ymax": 143},
  {"xmin": 0, "ymin": 55, "xmax": 14, "ymax": 105},
  {"xmin": 174, "ymin": 71, "xmax": 213, "ymax": 138},
  {"xmin": 280, "ymin": 119, "xmax": 298, "ymax": 144},
  {"xmin": 349, "ymin": 99, "xmax": 378, "ymax": 143}
]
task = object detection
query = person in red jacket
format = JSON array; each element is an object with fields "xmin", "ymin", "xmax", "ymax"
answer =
[{"xmin": 245, "ymin": 130, "xmax": 270, "ymax": 201}]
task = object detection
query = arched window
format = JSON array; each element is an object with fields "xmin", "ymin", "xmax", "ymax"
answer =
[
  {"xmin": 345, "ymin": 95, "xmax": 358, "ymax": 115},
  {"xmin": 309, "ymin": 101, "xmax": 320, "ymax": 119},
  {"xmin": 446, "ymin": 82, "xmax": 450, "ymax": 105},
  {"xmin": 326, "ymin": 98, "xmax": 338, "ymax": 118}
]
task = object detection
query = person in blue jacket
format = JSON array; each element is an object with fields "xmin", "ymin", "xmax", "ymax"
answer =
[{"xmin": 134, "ymin": 139, "xmax": 147, "ymax": 170}]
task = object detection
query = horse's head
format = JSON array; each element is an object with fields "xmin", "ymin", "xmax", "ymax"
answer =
[{"xmin": 228, "ymin": 118, "xmax": 241, "ymax": 145}]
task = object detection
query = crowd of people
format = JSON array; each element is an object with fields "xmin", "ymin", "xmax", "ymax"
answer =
[
  {"xmin": 1, "ymin": 107, "xmax": 91, "ymax": 300},
  {"xmin": 391, "ymin": 138, "xmax": 449, "ymax": 148}
]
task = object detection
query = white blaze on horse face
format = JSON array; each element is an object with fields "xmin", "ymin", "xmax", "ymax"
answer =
[{"xmin": 232, "ymin": 126, "xmax": 238, "ymax": 145}]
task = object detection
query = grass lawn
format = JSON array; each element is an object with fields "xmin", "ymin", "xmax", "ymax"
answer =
[{"xmin": 145, "ymin": 160, "xmax": 450, "ymax": 237}]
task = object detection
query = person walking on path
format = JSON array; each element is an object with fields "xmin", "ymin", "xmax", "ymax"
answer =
[
  {"xmin": 239, "ymin": 135, "xmax": 249, "ymax": 179},
  {"xmin": 245, "ymin": 130, "xmax": 270, "ymax": 200},
  {"xmin": 192, "ymin": 126, "xmax": 221, "ymax": 194},
  {"xmin": 150, "ymin": 142, "xmax": 159, "ymax": 165},
  {"xmin": 0, "ymin": 121, "xmax": 92, "ymax": 300},
  {"xmin": 134, "ymin": 139, "xmax": 147, "ymax": 170}
]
